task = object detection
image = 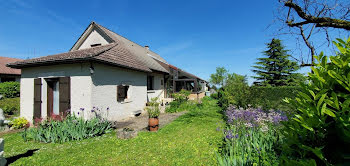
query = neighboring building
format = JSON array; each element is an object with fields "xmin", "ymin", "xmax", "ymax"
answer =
[
  {"xmin": 0, "ymin": 56, "xmax": 21, "ymax": 82},
  {"xmin": 7, "ymin": 22, "xmax": 206, "ymax": 123}
]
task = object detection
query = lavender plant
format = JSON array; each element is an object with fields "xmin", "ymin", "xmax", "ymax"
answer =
[{"xmin": 217, "ymin": 107, "xmax": 287, "ymax": 165}]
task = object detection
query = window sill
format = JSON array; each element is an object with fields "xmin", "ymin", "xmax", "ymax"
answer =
[
  {"xmin": 147, "ymin": 90, "xmax": 155, "ymax": 93},
  {"xmin": 120, "ymin": 100, "xmax": 132, "ymax": 104}
]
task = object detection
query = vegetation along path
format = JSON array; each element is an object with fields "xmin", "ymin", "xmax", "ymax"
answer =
[{"xmin": 3, "ymin": 98, "xmax": 223, "ymax": 165}]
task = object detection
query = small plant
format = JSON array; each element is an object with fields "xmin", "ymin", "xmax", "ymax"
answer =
[
  {"xmin": 146, "ymin": 97, "xmax": 160, "ymax": 118},
  {"xmin": 9, "ymin": 117, "xmax": 29, "ymax": 129},
  {"xmin": 0, "ymin": 81, "xmax": 20, "ymax": 98}
]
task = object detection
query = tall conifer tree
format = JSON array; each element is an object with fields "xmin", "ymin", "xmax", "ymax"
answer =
[{"xmin": 252, "ymin": 38, "xmax": 301, "ymax": 86}]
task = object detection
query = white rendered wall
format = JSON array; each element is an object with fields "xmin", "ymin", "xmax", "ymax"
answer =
[
  {"xmin": 90, "ymin": 63, "xmax": 147, "ymax": 121},
  {"xmin": 147, "ymin": 73, "xmax": 165, "ymax": 103},
  {"xmin": 78, "ymin": 27, "xmax": 110, "ymax": 50},
  {"xmin": 20, "ymin": 63, "xmax": 92, "ymax": 122}
]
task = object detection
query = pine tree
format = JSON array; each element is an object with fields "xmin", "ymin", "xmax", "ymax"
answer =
[{"xmin": 252, "ymin": 38, "xmax": 301, "ymax": 86}]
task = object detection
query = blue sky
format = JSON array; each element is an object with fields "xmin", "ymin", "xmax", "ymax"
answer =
[{"xmin": 0, "ymin": 0, "xmax": 343, "ymax": 84}]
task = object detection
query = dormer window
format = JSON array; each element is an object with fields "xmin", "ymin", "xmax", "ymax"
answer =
[{"xmin": 91, "ymin": 43, "xmax": 102, "ymax": 47}]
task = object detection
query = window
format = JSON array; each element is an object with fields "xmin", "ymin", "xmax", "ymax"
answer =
[
  {"xmin": 147, "ymin": 76, "xmax": 154, "ymax": 90},
  {"xmin": 117, "ymin": 85, "xmax": 129, "ymax": 102},
  {"xmin": 90, "ymin": 43, "xmax": 102, "ymax": 47}
]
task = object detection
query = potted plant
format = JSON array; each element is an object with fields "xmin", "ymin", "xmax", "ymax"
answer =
[{"xmin": 146, "ymin": 98, "xmax": 160, "ymax": 131}]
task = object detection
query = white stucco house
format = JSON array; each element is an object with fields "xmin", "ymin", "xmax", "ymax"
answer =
[{"xmin": 7, "ymin": 22, "xmax": 206, "ymax": 123}]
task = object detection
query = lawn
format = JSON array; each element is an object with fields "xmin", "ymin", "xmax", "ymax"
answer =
[{"xmin": 3, "ymin": 98, "xmax": 223, "ymax": 165}]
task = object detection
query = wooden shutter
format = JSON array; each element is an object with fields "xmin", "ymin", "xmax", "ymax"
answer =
[
  {"xmin": 33, "ymin": 78, "xmax": 42, "ymax": 119},
  {"xmin": 59, "ymin": 77, "xmax": 70, "ymax": 116},
  {"xmin": 117, "ymin": 85, "xmax": 125, "ymax": 102}
]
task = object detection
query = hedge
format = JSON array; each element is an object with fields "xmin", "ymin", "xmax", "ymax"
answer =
[
  {"xmin": 249, "ymin": 86, "xmax": 301, "ymax": 111},
  {"xmin": 0, "ymin": 81, "xmax": 20, "ymax": 98}
]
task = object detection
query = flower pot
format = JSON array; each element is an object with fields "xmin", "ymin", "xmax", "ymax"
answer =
[{"xmin": 148, "ymin": 118, "xmax": 159, "ymax": 131}]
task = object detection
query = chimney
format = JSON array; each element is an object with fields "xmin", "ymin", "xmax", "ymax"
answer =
[{"xmin": 144, "ymin": 45, "xmax": 149, "ymax": 50}]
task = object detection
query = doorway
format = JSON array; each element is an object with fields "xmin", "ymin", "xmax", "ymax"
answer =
[{"xmin": 47, "ymin": 78, "xmax": 60, "ymax": 117}]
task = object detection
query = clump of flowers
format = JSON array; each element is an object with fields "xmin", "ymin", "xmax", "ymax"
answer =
[
  {"xmin": 217, "ymin": 107, "xmax": 287, "ymax": 165},
  {"xmin": 225, "ymin": 106, "xmax": 287, "ymax": 129}
]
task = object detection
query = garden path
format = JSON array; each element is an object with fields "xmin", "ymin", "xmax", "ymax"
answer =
[{"xmin": 115, "ymin": 111, "xmax": 187, "ymax": 131}]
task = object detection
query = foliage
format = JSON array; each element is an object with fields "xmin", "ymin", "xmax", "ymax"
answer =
[
  {"xmin": 210, "ymin": 67, "xmax": 228, "ymax": 87},
  {"xmin": 217, "ymin": 107, "xmax": 287, "ymax": 165},
  {"xmin": 0, "ymin": 81, "xmax": 20, "ymax": 98},
  {"xmin": 172, "ymin": 89, "xmax": 191, "ymax": 103},
  {"xmin": 282, "ymin": 38, "xmax": 350, "ymax": 165},
  {"xmin": 9, "ymin": 117, "xmax": 28, "ymax": 129},
  {"xmin": 146, "ymin": 97, "xmax": 160, "ymax": 118},
  {"xmin": 252, "ymin": 38, "xmax": 302, "ymax": 86},
  {"xmin": 166, "ymin": 89, "xmax": 192, "ymax": 113},
  {"xmin": 249, "ymin": 86, "xmax": 301, "ymax": 112},
  {"xmin": 0, "ymin": 97, "xmax": 20, "ymax": 115},
  {"xmin": 23, "ymin": 115, "xmax": 112, "ymax": 143},
  {"xmin": 216, "ymin": 85, "xmax": 301, "ymax": 112},
  {"xmin": 220, "ymin": 73, "xmax": 251, "ymax": 109},
  {"xmin": 3, "ymin": 98, "xmax": 223, "ymax": 165}
]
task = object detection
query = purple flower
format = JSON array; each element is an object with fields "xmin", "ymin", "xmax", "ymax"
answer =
[
  {"xmin": 226, "ymin": 131, "xmax": 233, "ymax": 139},
  {"xmin": 91, "ymin": 109, "xmax": 95, "ymax": 113},
  {"xmin": 107, "ymin": 107, "xmax": 110, "ymax": 111},
  {"xmin": 80, "ymin": 108, "xmax": 85, "ymax": 111},
  {"xmin": 216, "ymin": 127, "xmax": 220, "ymax": 131},
  {"xmin": 77, "ymin": 112, "xmax": 80, "ymax": 115}
]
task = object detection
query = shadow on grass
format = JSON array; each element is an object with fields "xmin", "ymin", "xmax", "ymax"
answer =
[{"xmin": 6, "ymin": 149, "xmax": 39, "ymax": 165}]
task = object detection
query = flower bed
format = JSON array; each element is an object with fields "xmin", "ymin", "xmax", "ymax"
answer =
[{"xmin": 217, "ymin": 107, "xmax": 287, "ymax": 165}]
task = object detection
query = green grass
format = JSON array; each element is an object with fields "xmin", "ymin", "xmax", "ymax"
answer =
[{"xmin": 3, "ymin": 98, "xmax": 223, "ymax": 165}]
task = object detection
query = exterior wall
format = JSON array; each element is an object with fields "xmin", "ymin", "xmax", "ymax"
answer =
[
  {"xmin": 90, "ymin": 63, "xmax": 148, "ymax": 121},
  {"xmin": 147, "ymin": 73, "xmax": 165, "ymax": 103},
  {"xmin": 20, "ymin": 63, "xmax": 92, "ymax": 122},
  {"xmin": 78, "ymin": 27, "xmax": 111, "ymax": 50}
]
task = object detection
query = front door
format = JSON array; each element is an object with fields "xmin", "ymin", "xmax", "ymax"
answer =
[{"xmin": 47, "ymin": 79, "xmax": 60, "ymax": 117}]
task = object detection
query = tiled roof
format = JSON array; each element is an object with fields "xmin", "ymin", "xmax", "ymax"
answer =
[
  {"xmin": 0, "ymin": 56, "xmax": 22, "ymax": 75},
  {"xmin": 94, "ymin": 23, "xmax": 169, "ymax": 73},
  {"xmin": 7, "ymin": 44, "xmax": 151, "ymax": 72}
]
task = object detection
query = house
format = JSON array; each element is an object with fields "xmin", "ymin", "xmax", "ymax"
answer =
[
  {"xmin": 0, "ymin": 56, "xmax": 21, "ymax": 82},
  {"xmin": 7, "ymin": 22, "xmax": 206, "ymax": 123}
]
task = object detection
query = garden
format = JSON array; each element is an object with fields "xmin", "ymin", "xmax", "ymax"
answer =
[{"xmin": 213, "ymin": 38, "xmax": 350, "ymax": 165}]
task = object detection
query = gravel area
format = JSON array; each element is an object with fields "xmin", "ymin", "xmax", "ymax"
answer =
[{"xmin": 115, "ymin": 111, "xmax": 187, "ymax": 131}]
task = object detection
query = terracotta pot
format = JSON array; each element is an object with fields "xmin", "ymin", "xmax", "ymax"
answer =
[{"xmin": 148, "ymin": 118, "xmax": 159, "ymax": 131}]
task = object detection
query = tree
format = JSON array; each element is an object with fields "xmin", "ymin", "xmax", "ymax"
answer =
[
  {"xmin": 252, "ymin": 38, "xmax": 301, "ymax": 86},
  {"xmin": 209, "ymin": 67, "xmax": 228, "ymax": 87},
  {"xmin": 224, "ymin": 73, "xmax": 250, "ymax": 109},
  {"xmin": 276, "ymin": 0, "xmax": 350, "ymax": 66}
]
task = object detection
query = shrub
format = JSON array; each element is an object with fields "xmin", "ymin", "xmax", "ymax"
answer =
[
  {"xmin": 166, "ymin": 90, "xmax": 192, "ymax": 113},
  {"xmin": 172, "ymin": 89, "xmax": 191, "ymax": 103},
  {"xmin": 146, "ymin": 97, "xmax": 160, "ymax": 118},
  {"xmin": 0, "ymin": 81, "xmax": 20, "ymax": 98},
  {"xmin": 0, "ymin": 97, "xmax": 20, "ymax": 115},
  {"xmin": 23, "ymin": 115, "xmax": 112, "ymax": 143},
  {"xmin": 9, "ymin": 117, "xmax": 28, "ymax": 129},
  {"xmin": 282, "ymin": 38, "xmax": 350, "ymax": 165},
  {"xmin": 249, "ymin": 86, "xmax": 301, "ymax": 112}
]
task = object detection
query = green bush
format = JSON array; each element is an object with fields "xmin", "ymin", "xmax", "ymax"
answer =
[
  {"xmin": 0, "ymin": 81, "xmax": 20, "ymax": 98},
  {"xmin": 249, "ymin": 86, "xmax": 301, "ymax": 112},
  {"xmin": 166, "ymin": 90, "xmax": 192, "ymax": 113},
  {"xmin": 9, "ymin": 117, "xmax": 28, "ymax": 129},
  {"xmin": 23, "ymin": 115, "xmax": 112, "ymax": 143},
  {"xmin": 216, "ymin": 85, "xmax": 301, "ymax": 112},
  {"xmin": 282, "ymin": 38, "xmax": 350, "ymax": 165},
  {"xmin": 0, "ymin": 97, "xmax": 20, "ymax": 115}
]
